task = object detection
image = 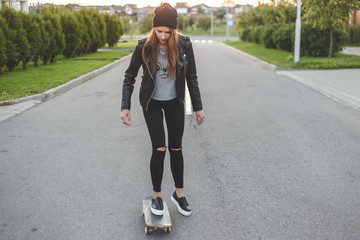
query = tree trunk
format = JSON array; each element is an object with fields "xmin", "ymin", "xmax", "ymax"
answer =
[{"xmin": 329, "ymin": 27, "xmax": 334, "ymax": 58}]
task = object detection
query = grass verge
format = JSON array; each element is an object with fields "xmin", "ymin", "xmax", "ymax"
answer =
[
  {"xmin": 224, "ymin": 40, "xmax": 360, "ymax": 69},
  {"xmin": 0, "ymin": 49, "xmax": 134, "ymax": 100}
]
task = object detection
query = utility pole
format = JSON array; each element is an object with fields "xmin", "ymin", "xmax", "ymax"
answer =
[
  {"xmin": 226, "ymin": 5, "xmax": 229, "ymax": 41},
  {"xmin": 294, "ymin": 0, "xmax": 301, "ymax": 64}
]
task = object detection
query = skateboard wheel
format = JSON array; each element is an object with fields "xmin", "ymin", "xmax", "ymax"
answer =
[
  {"xmin": 166, "ymin": 227, "xmax": 171, "ymax": 233},
  {"xmin": 145, "ymin": 227, "xmax": 150, "ymax": 234}
]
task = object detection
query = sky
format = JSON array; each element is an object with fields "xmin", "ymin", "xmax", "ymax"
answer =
[{"xmin": 28, "ymin": 0, "xmax": 269, "ymax": 7}]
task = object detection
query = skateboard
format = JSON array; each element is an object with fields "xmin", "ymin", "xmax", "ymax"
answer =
[{"xmin": 142, "ymin": 196, "xmax": 172, "ymax": 234}]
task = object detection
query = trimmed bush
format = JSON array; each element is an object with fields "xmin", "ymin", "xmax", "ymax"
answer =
[
  {"xmin": 260, "ymin": 24, "xmax": 279, "ymax": 49},
  {"xmin": 240, "ymin": 27, "xmax": 251, "ymax": 42},
  {"xmin": 346, "ymin": 25, "xmax": 360, "ymax": 45},
  {"xmin": 21, "ymin": 13, "xmax": 41, "ymax": 69},
  {"xmin": 0, "ymin": 15, "xmax": 7, "ymax": 73},
  {"xmin": 0, "ymin": 7, "xmax": 30, "ymax": 72},
  {"xmin": 61, "ymin": 13, "xmax": 81, "ymax": 58},
  {"xmin": 251, "ymin": 25, "xmax": 264, "ymax": 44},
  {"xmin": 32, "ymin": 14, "xmax": 49, "ymax": 67},
  {"xmin": 272, "ymin": 23, "xmax": 294, "ymax": 52},
  {"xmin": 104, "ymin": 14, "xmax": 123, "ymax": 48}
]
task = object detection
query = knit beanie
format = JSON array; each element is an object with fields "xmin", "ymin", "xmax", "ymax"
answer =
[{"xmin": 153, "ymin": 3, "xmax": 178, "ymax": 29}]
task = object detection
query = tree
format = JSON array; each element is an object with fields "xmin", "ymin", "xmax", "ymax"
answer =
[
  {"xmin": 104, "ymin": 14, "xmax": 123, "ymax": 47},
  {"xmin": 32, "ymin": 14, "xmax": 49, "ymax": 67},
  {"xmin": 74, "ymin": 11, "xmax": 90, "ymax": 55},
  {"xmin": 196, "ymin": 15, "xmax": 211, "ymax": 31},
  {"xmin": 139, "ymin": 12, "xmax": 154, "ymax": 34},
  {"xmin": 60, "ymin": 13, "xmax": 81, "ymax": 58},
  {"xmin": 79, "ymin": 9, "xmax": 97, "ymax": 53},
  {"xmin": 42, "ymin": 13, "xmax": 65, "ymax": 64},
  {"xmin": 21, "ymin": 13, "xmax": 42, "ymax": 69},
  {"xmin": 302, "ymin": 0, "xmax": 360, "ymax": 57},
  {"xmin": 0, "ymin": 7, "xmax": 30, "ymax": 72},
  {"xmin": 0, "ymin": 15, "xmax": 7, "ymax": 73}
]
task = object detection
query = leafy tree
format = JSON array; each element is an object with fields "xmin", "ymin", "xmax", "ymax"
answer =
[
  {"xmin": 0, "ymin": 7, "xmax": 30, "ymax": 72},
  {"xmin": 21, "ymin": 13, "xmax": 41, "ymax": 69},
  {"xmin": 104, "ymin": 14, "xmax": 123, "ymax": 47},
  {"xmin": 42, "ymin": 13, "xmax": 65, "ymax": 64},
  {"xmin": 60, "ymin": 13, "xmax": 81, "ymax": 58},
  {"xmin": 120, "ymin": 16, "xmax": 132, "ymax": 34},
  {"xmin": 302, "ymin": 0, "xmax": 360, "ymax": 57},
  {"xmin": 32, "ymin": 14, "xmax": 49, "ymax": 67},
  {"xmin": 93, "ymin": 12, "xmax": 107, "ymax": 49},
  {"xmin": 74, "ymin": 11, "xmax": 90, "ymax": 55},
  {"xmin": 79, "ymin": 9, "xmax": 98, "ymax": 53},
  {"xmin": 0, "ymin": 15, "xmax": 7, "ymax": 73},
  {"xmin": 139, "ymin": 12, "xmax": 154, "ymax": 34},
  {"xmin": 196, "ymin": 15, "xmax": 211, "ymax": 31}
]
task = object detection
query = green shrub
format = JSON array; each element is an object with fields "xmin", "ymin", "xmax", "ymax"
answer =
[
  {"xmin": 260, "ymin": 24, "xmax": 279, "ymax": 49},
  {"xmin": 0, "ymin": 15, "xmax": 7, "ymax": 73},
  {"xmin": 21, "ymin": 13, "xmax": 41, "ymax": 69},
  {"xmin": 32, "ymin": 14, "xmax": 49, "ymax": 67},
  {"xmin": 196, "ymin": 15, "xmax": 211, "ymax": 31},
  {"xmin": 104, "ymin": 14, "xmax": 123, "ymax": 48},
  {"xmin": 240, "ymin": 27, "xmax": 251, "ymax": 42},
  {"xmin": 300, "ymin": 24, "xmax": 347, "ymax": 57},
  {"xmin": 272, "ymin": 23, "xmax": 294, "ymax": 52},
  {"xmin": 74, "ymin": 11, "xmax": 90, "ymax": 55},
  {"xmin": 346, "ymin": 25, "xmax": 360, "ymax": 44},
  {"xmin": 61, "ymin": 13, "xmax": 81, "ymax": 58},
  {"xmin": 251, "ymin": 25, "xmax": 264, "ymax": 44}
]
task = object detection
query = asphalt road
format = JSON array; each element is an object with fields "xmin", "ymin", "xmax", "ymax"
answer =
[{"xmin": 1, "ymin": 40, "xmax": 360, "ymax": 240}]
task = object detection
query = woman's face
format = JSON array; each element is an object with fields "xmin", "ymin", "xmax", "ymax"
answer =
[{"xmin": 155, "ymin": 26, "xmax": 171, "ymax": 45}]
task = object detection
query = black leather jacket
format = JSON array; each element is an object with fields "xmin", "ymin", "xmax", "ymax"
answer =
[{"xmin": 121, "ymin": 35, "xmax": 203, "ymax": 112}]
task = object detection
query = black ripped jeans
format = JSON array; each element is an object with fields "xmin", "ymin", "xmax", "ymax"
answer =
[{"xmin": 143, "ymin": 98, "xmax": 185, "ymax": 192}]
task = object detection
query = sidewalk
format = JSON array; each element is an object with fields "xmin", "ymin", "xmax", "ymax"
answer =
[{"xmin": 277, "ymin": 69, "xmax": 360, "ymax": 110}]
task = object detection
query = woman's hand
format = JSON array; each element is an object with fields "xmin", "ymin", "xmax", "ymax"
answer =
[
  {"xmin": 121, "ymin": 109, "xmax": 131, "ymax": 126},
  {"xmin": 196, "ymin": 110, "xmax": 205, "ymax": 125}
]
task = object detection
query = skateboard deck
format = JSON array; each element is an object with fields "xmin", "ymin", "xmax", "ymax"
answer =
[{"xmin": 142, "ymin": 196, "xmax": 172, "ymax": 234}]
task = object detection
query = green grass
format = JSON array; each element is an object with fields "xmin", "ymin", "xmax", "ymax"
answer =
[
  {"xmin": 0, "ymin": 49, "xmax": 133, "ymax": 100},
  {"xmin": 224, "ymin": 40, "xmax": 360, "ymax": 69},
  {"xmin": 103, "ymin": 40, "xmax": 139, "ymax": 49}
]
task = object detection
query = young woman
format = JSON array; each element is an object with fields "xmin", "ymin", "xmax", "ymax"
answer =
[{"xmin": 120, "ymin": 3, "xmax": 204, "ymax": 217}]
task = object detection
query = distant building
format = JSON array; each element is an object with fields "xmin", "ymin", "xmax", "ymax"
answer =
[
  {"xmin": 191, "ymin": 3, "xmax": 210, "ymax": 14},
  {"xmin": 1, "ymin": 0, "xmax": 28, "ymax": 12},
  {"xmin": 137, "ymin": 5, "xmax": 155, "ymax": 21},
  {"xmin": 124, "ymin": 4, "xmax": 137, "ymax": 16},
  {"xmin": 234, "ymin": 4, "xmax": 253, "ymax": 14},
  {"xmin": 99, "ymin": 6, "xmax": 115, "ymax": 15},
  {"xmin": 349, "ymin": 9, "xmax": 360, "ymax": 26},
  {"xmin": 65, "ymin": 3, "xmax": 80, "ymax": 11},
  {"xmin": 175, "ymin": 2, "xmax": 190, "ymax": 15}
]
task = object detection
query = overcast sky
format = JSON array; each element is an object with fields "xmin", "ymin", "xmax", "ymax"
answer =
[{"xmin": 28, "ymin": 0, "xmax": 270, "ymax": 7}]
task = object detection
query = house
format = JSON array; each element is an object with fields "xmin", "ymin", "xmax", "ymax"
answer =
[
  {"xmin": 1, "ymin": 0, "xmax": 28, "ymax": 12},
  {"xmin": 349, "ymin": 9, "xmax": 360, "ymax": 26},
  {"xmin": 191, "ymin": 4, "xmax": 210, "ymax": 14},
  {"xmin": 137, "ymin": 6, "xmax": 155, "ymax": 21},
  {"xmin": 175, "ymin": 2, "xmax": 190, "ymax": 15},
  {"xmin": 124, "ymin": 4, "xmax": 137, "ymax": 16},
  {"xmin": 234, "ymin": 4, "xmax": 253, "ymax": 14},
  {"xmin": 99, "ymin": 6, "xmax": 115, "ymax": 15},
  {"xmin": 65, "ymin": 3, "xmax": 80, "ymax": 11}
]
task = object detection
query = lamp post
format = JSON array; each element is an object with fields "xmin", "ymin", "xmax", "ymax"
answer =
[{"xmin": 294, "ymin": 0, "xmax": 301, "ymax": 64}]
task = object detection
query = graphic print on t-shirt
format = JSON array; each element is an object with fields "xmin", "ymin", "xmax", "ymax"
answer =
[{"xmin": 156, "ymin": 60, "xmax": 169, "ymax": 79}]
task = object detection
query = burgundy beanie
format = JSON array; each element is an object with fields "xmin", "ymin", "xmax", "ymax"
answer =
[{"xmin": 153, "ymin": 3, "xmax": 178, "ymax": 29}]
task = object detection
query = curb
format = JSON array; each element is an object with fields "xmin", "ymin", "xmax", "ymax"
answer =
[
  {"xmin": 219, "ymin": 41, "xmax": 360, "ymax": 111},
  {"xmin": 4, "ymin": 54, "xmax": 132, "ymax": 105},
  {"xmin": 0, "ymin": 54, "xmax": 132, "ymax": 123}
]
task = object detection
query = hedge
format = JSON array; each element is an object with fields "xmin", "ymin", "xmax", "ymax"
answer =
[
  {"xmin": 0, "ymin": 6, "xmax": 124, "ymax": 73},
  {"xmin": 239, "ymin": 23, "xmax": 348, "ymax": 57}
]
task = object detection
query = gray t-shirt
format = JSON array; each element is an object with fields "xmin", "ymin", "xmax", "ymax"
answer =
[{"xmin": 152, "ymin": 46, "xmax": 177, "ymax": 101}]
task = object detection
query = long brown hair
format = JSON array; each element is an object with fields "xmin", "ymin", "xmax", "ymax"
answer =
[{"xmin": 142, "ymin": 27, "xmax": 179, "ymax": 79}]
